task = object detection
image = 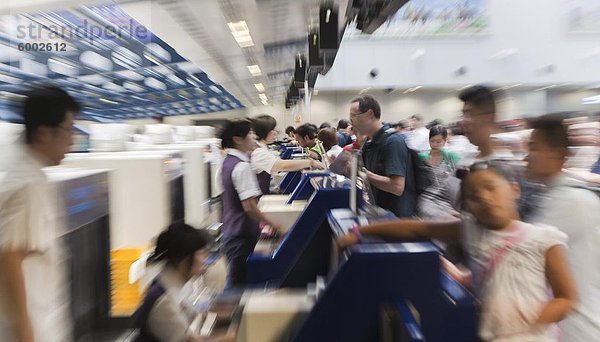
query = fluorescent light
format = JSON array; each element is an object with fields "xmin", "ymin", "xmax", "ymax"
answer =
[
  {"xmin": 0, "ymin": 73, "xmax": 22, "ymax": 84},
  {"xmin": 143, "ymin": 52, "xmax": 163, "ymax": 65},
  {"xmin": 587, "ymin": 83, "xmax": 600, "ymax": 89},
  {"xmin": 403, "ymin": 86, "xmax": 422, "ymax": 94},
  {"xmin": 494, "ymin": 83, "xmax": 522, "ymax": 91},
  {"xmin": 228, "ymin": 21, "xmax": 249, "ymax": 32},
  {"xmin": 410, "ymin": 49, "xmax": 425, "ymax": 61},
  {"xmin": 99, "ymin": 98, "xmax": 119, "ymax": 104},
  {"xmin": 534, "ymin": 85, "xmax": 557, "ymax": 92},
  {"xmin": 247, "ymin": 64, "xmax": 262, "ymax": 76},
  {"xmin": 259, "ymin": 93, "xmax": 268, "ymax": 100},
  {"xmin": 254, "ymin": 83, "xmax": 265, "ymax": 92},
  {"xmin": 227, "ymin": 20, "xmax": 254, "ymax": 48},
  {"xmin": 235, "ymin": 37, "xmax": 254, "ymax": 48},
  {"xmin": 582, "ymin": 95, "xmax": 600, "ymax": 104}
]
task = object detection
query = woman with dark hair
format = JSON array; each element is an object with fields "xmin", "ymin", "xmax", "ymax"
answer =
[
  {"xmin": 283, "ymin": 126, "xmax": 296, "ymax": 143},
  {"xmin": 251, "ymin": 115, "xmax": 323, "ymax": 194},
  {"xmin": 416, "ymin": 125, "xmax": 461, "ymax": 219},
  {"xmin": 219, "ymin": 119, "xmax": 282, "ymax": 287},
  {"xmin": 133, "ymin": 223, "xmax": 215, "ymax": 342},
  {"xmin": 419, "ymin": 125, "xmax": 460, "ymax": 171}
]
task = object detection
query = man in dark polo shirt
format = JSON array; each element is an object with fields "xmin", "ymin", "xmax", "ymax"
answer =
[{"xmin": 349, "ymin": 95, "xmax": 417, "ymax": 217}]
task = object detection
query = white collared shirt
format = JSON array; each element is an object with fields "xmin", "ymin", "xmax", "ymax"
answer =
[
  {"xmin": 0, "ymin": 144, "xmax": 72, "ymax": 341},
  {"xmin": 250, "ymin": 141, "xmax": 279, "ymax": 175},
  {"xmin": 225, "ymin": 149, "xmax": 262, "ymax": 201}
]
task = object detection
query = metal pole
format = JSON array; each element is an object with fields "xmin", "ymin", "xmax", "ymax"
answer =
[{"xmin": 350, "ymin": 150, "xmax": 360, "ymax": 214}]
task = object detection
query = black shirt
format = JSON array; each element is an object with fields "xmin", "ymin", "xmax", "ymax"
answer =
[{"xmin": 362, "ymin": 125, "xmax": 417, "ymax": 217}]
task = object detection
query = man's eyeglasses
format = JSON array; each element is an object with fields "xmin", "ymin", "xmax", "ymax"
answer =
[{"xmin": 350, "ymin": 110, "xmax": 369, "ymax": 119}]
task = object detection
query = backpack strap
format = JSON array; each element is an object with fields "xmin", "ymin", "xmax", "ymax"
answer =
[{"xmin": 132, "ymin": 279, "xmax": 166, "ymax": 342}]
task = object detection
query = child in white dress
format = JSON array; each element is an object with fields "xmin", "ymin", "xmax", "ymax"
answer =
[{"xmin": 338, "ymin": 162, "xmax": 579, "ymax": 341}]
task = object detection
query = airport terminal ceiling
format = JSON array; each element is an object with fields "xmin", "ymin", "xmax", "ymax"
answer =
[
  {"xmin": 0, "ymin": 3, "xmax": 250, "ymax": 122},
  {"xmin": 0, "ymin": 0, "xmax": 350, "ymax": 122}
]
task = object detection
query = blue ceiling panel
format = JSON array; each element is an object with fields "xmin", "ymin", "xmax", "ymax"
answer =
[{"xmin": 0, "ymin": 3, "xmax": 244, "ymax": 122}]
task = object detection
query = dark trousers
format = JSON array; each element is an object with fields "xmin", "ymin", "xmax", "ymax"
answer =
[{"xmin": 221, "ymin": 235, "xmax": 258, "ymax": 289}]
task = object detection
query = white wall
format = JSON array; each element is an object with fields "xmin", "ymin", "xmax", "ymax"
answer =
[
  {"xmin": 547, "ymin": 89, "xmax": 600, "ymax": 112},
  {"xmin": 317, "ymin": 0, "xmax": 600, "ymax": 90},
  {"xmin": 305, "ymin": 89, "xmax": 551, "ymax": 126}
]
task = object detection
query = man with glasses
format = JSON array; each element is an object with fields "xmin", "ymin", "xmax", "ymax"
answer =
[
  {"xmin": 457, "ymin": 85, "xmax": 546, "ymax": 220},
  {"xmin": 0, "ymin": 85, "xmax": 79, "ymax": 341},
  {"xmin": 350, "ymin": 95, "xmax": 417, "ymax": 218}
]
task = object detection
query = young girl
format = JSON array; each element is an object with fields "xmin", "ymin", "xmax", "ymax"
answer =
[
  {"xmin": 133, "ymin": 223, "xmax": 215, "ymax": 342},
  {"xmin": 250, "ymin": 115, "xmax": 324, "ymax": 195},
  {"xmin": 338, "ymin": 162, "xmax": 578, "ymax": 341},
  {"xmin": 219, "ymin": 119, "xmax": 282, "ymax": 287}
]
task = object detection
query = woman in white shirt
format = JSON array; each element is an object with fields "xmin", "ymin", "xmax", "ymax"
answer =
[
  {"xmin": 133, "ymin": 223, "xmax": 216, "ymax": 342},
  {"xmin": 250, "ymin": 115, "xmax": 324, "ymax": 195}
]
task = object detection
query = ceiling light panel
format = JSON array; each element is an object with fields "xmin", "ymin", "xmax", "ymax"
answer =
[
  {"xmin": 247, "ymin": 64, "xmax": 262, "ymax": 76},
  {"xmin": 227, "ymin": 20, "xmax": 254, "ymax": 48}
]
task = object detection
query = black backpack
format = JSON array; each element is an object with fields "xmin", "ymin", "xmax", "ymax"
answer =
[
  {"xmin": 408, "ymin": 144, "xmax": 435, "ymax": 194},
  {"xmin": 363, "ymin": 129, "xmax": 434, "ymax": 195}
]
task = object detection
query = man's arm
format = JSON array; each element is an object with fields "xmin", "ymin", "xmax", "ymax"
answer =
[
  {"xmin": 0, "ymin": 250, "xmax": 34, "ymax": 342},
  {"xmin": 241, "ymin": 197, "xmax": 282, "ymax": 232},
  {"xmin": 0, "ymin": 189, "xmax": 34, "ymax": 342},
  {"xmin": 271, "ymin": 159, "xmax": 324, "ymax": 173},
  {"xmin": 365, "ymin": 134, "xmax": 410, "ymax": 196},
  {"xmin": 366, "ymin": 171, "xmax": 405, "ymax": 196},
  {"xmin": 535, "ymin": 245, "xmax": 578, "ymax": 325}
]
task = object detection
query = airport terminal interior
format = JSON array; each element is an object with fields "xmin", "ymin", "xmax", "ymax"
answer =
[{"xmin": 0, "ymin": 0, "xmax": 599, "ymax": 341}]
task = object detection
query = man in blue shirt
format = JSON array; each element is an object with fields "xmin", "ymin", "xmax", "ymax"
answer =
[
  {"xmin": 349, "ymin": 95, "xmax": 417, "ymax": 217},
  {"xmin": 336, "ymin": 119, "xmax": 352, "ymax": 147}
]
